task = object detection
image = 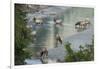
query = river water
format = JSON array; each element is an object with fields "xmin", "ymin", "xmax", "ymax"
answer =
[{"xmin": 24, "ymin": 6, "xmax": 94, "ymax": 64}]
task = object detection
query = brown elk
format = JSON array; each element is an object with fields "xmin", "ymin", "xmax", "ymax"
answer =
[{"xmin": 75, "ymin": 18, "xmax": 90, "ymax": 29}]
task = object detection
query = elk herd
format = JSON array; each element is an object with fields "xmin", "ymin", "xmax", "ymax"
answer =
[{"xmin": 28, "ymin": 16, "xmax": 91, "ymax": 63}]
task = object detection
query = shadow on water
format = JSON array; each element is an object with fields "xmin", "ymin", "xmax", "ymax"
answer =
[{"xmin": 28, "ymin": 24, "xmax": 51, "ymax": 57}]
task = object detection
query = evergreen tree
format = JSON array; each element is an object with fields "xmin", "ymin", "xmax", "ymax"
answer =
[{"xmin": 15, "ymin": 4, "xmax": 32, "ymax": 65}]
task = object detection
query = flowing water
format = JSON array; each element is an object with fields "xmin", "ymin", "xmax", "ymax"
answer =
[{"xmin": 24, "ymin": 6, "xmax": 94, "ymax": 64}]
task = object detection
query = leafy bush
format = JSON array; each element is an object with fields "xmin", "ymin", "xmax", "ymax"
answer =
[{"xmin": 65, "ymin": 39, "xmax": 94, "ymax": 62}]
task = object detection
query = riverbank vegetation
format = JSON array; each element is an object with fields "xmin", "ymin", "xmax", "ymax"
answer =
[
  {"xmin": 15, "ymin": 4, "xmax": 33, "ymax": 65},
  {"xmin": 64, "ymin": 38, "xmax": 94, "ymax": 62}
]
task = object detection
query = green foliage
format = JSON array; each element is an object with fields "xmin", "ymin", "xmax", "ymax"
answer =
[
  {"xmin": 65, "ymin": 39, "xmax": 94, "ymax": 62},
  {"xmin": 65, "ymin": 42, "xmax": 73, "ymax": 54},
  {"xmin": 15, "ymin": 4, "xmax": 32, "ymax": 65},
  {"xmin": 64, "ymin": 42, "xmax": 76, "ymax": 62}
]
